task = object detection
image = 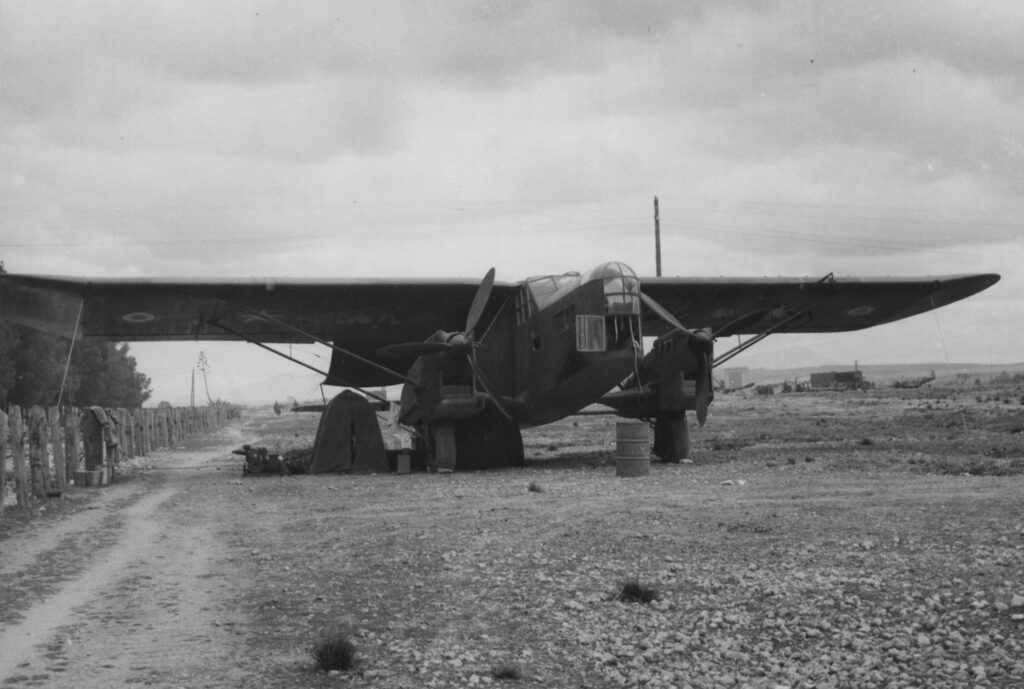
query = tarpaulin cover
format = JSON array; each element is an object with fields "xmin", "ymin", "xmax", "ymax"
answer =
[{"xmin": 309, "ymin": 390, "xmax": 388, "ymax": 473}]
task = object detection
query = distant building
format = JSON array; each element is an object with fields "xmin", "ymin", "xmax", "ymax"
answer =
[
  {"xmin": 723, "ymin": 367, "xmax": 746, "ymax": 389},
  {"xmin": 809, "ymin": 370, "xmax": 871, "ymax": 391}
]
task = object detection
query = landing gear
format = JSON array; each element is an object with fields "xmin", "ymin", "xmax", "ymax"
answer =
[
  {"xmin": 653, "ymin": 411, "xmax": 690, "ymax": 463},
  {"xmin": 428, "ymin": 412, "xmax": 524, "ymax": 471}
]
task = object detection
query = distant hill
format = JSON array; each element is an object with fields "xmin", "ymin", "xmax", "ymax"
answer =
[{"xmin": 725, "ymin": 362, "xmax": 1024, "ymax": 387}]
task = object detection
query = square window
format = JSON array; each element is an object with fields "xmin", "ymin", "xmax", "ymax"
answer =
[{"xmin": 576, "ymin": 315, "xmax": 606, "ymax": 352}]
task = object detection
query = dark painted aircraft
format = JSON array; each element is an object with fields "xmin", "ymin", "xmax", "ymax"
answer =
[
  {"xmin": 0, "ymin": 264, "xmax": 999, "ymax": 468},
  {"xmin": 893, "ymin": 370, "xmax": 936, "ymax": 389}
]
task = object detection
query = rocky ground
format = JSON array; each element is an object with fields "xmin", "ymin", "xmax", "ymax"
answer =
[{"xmin": 1, "ymin": 385, "xmax": 1022, "ymax": 688}]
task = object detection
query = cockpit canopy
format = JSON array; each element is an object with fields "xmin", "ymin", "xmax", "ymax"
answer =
[{"xmin": 581, "ymin": 261, "xmax": 641, "ymax": 316}]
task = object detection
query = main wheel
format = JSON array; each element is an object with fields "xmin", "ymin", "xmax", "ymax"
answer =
[
  {"xmin": 429, "ymin": 412, "xmax": 524, "ymax": 471},
  {"xmin": 654, "ymin": 411, "xmax": 690, "ymax": 462}
]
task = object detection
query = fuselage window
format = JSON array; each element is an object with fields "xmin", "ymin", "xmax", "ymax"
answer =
[
  {"xmin": 576, "ymin": 314, "xmax": 606, "ymax": 352},
  {"xmin": 515, "ymin": 287, "xmax": 535, "ymax": 326}
]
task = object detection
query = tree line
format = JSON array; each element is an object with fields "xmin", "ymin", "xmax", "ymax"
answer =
[{"xmin": 0, "ymin": 324, "xmax": 152, "ymax": 410}]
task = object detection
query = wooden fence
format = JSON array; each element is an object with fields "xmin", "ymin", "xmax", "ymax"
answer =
[{"xmin": 0, "ymin": 404, "xmax": 232, "ymax": 518}]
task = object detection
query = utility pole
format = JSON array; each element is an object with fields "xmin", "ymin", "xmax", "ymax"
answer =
[
  {"xmin": 653, "ymin": 196, "xmax": 662, "ymax": 277},
  {"xmin": 196, "ymin": 351, "xmax": 213, "ymax": 405}
]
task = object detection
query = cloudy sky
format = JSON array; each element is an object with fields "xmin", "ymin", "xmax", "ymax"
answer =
[{"xmin": 1, "ymin": 1, "xmax": 1020, "ymax": 405}]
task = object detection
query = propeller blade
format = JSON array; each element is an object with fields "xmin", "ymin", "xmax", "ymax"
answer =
[
  {"xmin": 641, "ymin": 292, "xmax": 696, "ymax": 337},
  {"xmin": 465, "ymin": 267, "xmax": 496, "ymax": 335},
  {"xmin": 466, "ymin": 354, "xmax": 514, "ymax": 422},
  {"xmin": 377, "ymin": 341, "xmax": 451, "ymax": 359}
]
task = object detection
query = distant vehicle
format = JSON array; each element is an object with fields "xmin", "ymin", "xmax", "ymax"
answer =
[
  {"xmin": 809, "ymin": 370, "xmax": 872, "ymax": 391},
  {"xmin": 0, "ymin": 264, "xmax": 997, "ymax": 469}
]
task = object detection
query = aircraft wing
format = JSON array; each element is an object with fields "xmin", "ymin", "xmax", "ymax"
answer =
[
  {"xmin": 638, "ymin": 273, "xmax": 1000, "ymax": 337},
  {"xmin": 0, "ymin": 274, "xmax": 518, "ymax": 353}
]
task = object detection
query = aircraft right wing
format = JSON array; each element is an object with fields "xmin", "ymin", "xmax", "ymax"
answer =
[{"xmin": 638, "ymin": 273, "xmax": 1000, "ymax": 338}]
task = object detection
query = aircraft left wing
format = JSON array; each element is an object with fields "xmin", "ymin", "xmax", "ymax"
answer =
[{"xmin": 0, "ymin": 274, "xmax": 517, "ymax": 352}]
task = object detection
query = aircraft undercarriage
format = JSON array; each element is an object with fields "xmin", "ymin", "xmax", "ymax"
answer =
[
  {"xmin": 428, "ymin": 411, "xmax": 524, "ymax": 471},
  {"xmin": 653, "ymin": 411, "xmax": 690, "ymax": 463}
]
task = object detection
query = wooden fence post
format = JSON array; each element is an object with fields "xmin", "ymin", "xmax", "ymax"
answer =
[
  {"xmin": 64, "ymin": 408, "xmax": 80, "ymax": 478},
  {"xmin": 159, "ymin": 408, "xmax": 168, "ymax": 448},
  {"xmin": 0, "ymin": 409, "xmax": 7, "ymax": 518},
  {"xmin": 80, "ymin": 407, "xmax": 105, "ymax": 472},
  {"xmin": 49, "ymin": 406, "xmax": 66, "ymax": 492},
  {"xmin": 121, "ymin": 408, "xmax": 134, "ymax": 459},
  {"xmin": 11, "ymin": 406, "xmax": 29, "ymax": 508},
  {"xmin": 28, "ymin": 406, "xmax": 50, "ymax": 498},
  {"xmin": 133, "ymin": 409, "xmax": 145, "ymax": 457}
]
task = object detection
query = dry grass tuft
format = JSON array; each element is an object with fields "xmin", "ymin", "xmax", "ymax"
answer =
[
  {"xmin": 617, "ymin": 577, "xmax": 659, "ymax": 604},
  {"xmin": 310, "ymin": 631, "xmax": 357, "ymax": 673}
]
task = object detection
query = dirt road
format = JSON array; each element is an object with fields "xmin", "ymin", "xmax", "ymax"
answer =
[{"xmin": 0, "ymin": 423, "xmax": 256, "ymax": 688}]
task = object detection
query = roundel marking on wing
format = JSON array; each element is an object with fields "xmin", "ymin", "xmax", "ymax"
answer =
[
  {"xmin": 122, "ymin": 312, "xmax": 156, "ymax": 323},
  {"xmin": 846, "ymin": 306, "xmax": 875, "ymax": 317}
]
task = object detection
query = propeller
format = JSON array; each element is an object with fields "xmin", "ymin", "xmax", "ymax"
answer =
[
  {"xmin": 464, "ymin": 266, "xmax": 495, "ymax": 335},
  {"xmin": 641, "ymin": 292, "xmax": 714, "ymax": 425},
  {"xmin": 378, "ymin": 268, "xmax": 513, "ymax": 422},
  {"xmin": 377, "ymin": 268, "xmax": 495, "ymax": 360},
  {"xmin": 641, "ymin": 296, "xmax": 774, "ymax": 425}
]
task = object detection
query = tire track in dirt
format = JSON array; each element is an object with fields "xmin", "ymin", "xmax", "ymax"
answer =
[
  {"xmin": 0, "ymin": 486, "xmax": 174, "ymax": 681},
  {"xmin": 0, "ymin": 428, "xmax": 250, "ymax": 688}
]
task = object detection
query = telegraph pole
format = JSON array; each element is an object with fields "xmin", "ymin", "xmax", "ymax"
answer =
[{"xmin": 653, "ymin": 196, "xmax": 662, "ymax": 277}]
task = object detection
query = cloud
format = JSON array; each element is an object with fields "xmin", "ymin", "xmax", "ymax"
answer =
[{"xmin": 1, "ymin": 0, "xmax": 1020, "ymax": 392}]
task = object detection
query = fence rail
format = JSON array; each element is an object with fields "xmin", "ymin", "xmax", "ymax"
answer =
[{"xmin": 1, "ymin": 404, "xmax": 232, "ymax": 519}]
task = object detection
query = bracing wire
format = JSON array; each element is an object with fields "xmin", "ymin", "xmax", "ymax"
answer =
[
  {"xmin": 56, "ymin": 298, "xmax": 85, "ymax": 409},
  {"xmin": 930, "ymin": 297, "xmax": 968, "ymax": 432}
]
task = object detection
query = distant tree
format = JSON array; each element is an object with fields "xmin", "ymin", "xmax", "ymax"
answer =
[
  {"xmin": 0, "ymin": 326, "xmax": 152, "ymax": 408},
  {"xmin": 68, "ymin": 340, "xmax": 152, "ymax": 408},
  {"xmin": 5, "ymin": 326, "xmax": 67, "ymax": 407},
  {"xmin": 0, "ymin": 322, "xmax": 20, "ymax": 406}
]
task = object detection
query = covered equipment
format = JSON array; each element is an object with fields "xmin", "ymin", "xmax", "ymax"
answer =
[{"xmin": 309, "ymin": 391, "xmax": 388, "ymax": 473}]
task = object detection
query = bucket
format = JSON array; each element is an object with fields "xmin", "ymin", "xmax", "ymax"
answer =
[
  {"xmin": 396, "ymin": 453, "xmax": 411, "ymax": 475},
  {"xmin": 615, "ymin": 422, "xmax": 651, "ymax": 477},
  {"xmin": 74, "ymin": 470, "xmax": 103, "ymax": 487}
]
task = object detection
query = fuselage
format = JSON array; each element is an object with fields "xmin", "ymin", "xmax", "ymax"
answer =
[{"xmin": 476, "ymin": 261, "xmax": 643, "ymax": 427}]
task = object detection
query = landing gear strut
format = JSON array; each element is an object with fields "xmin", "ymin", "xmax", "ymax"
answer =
[{"xmin": 653, "ymin": 411, "xmax": 690, "ymax": 463}]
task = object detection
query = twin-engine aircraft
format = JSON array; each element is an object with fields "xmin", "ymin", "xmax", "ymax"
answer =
[{"xmin": 0, "ymin": 264, "xmax": 999, "ymax": 469}]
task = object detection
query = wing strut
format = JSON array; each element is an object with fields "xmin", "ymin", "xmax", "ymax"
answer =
[
  {"xmin": 212, "ymin": 298, "xmax": 419, "ymax": 387},
  {"xmin": 204, "ymin": 318, "xmax": 392, "ymax": 407},
  {"xmin": 713, "ymin": 304, "xmax": 817, "ymax": 369},
  {"xmin": 712, "ymin": 272, "xmax": 835, "ymax": 368}
]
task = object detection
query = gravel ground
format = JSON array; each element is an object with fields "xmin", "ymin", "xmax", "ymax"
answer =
[{"xmin": 1, "ymin": 387, "xmax": 1023, "ymax": 688}]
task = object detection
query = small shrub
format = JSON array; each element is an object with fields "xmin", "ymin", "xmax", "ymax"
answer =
[
  {"xmin": 491, "ymin": 663, "xmax": 523, "ymax": 680},
  {"xmin": 617, "ymin": 578, "xmax": 659, "ymax": 604},
  {"xmin": 527, "ymin": 481, "xmax": 544, "ymax": 493},
  {"xmin": 858, "ymin": 438, "xmax": 874, "ymax": 446},
  {"xmin": 310, "ymin": 631, "xmax": 357, "ymax": 673}
]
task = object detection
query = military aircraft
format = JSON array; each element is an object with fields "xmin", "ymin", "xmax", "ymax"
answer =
[
  {"xmin": 893, "ymin": 370, "xmax": 936, "ymax": 389},
  {"xmin": 0, "ymin": 264, "xmax": 999, "ymax": 469}
]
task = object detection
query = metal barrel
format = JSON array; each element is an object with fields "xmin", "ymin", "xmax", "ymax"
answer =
[{"xmin": 615, "ymin": 421, "xmax": 651, "ymax": 477}]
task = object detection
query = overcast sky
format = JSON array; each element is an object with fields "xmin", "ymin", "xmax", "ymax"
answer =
[{"xmin": 1, "ymin": 1, "xmax": 1020, "ymax": 405}]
